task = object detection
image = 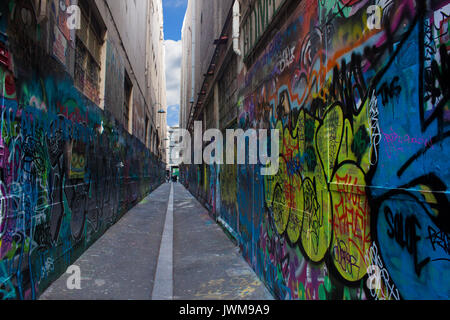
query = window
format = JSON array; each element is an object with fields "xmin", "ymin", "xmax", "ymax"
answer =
[
  {"xmin": 124, "ymin": 74, "xmax": 132, "ymax": 130},
  {"xmin": 149, "ymin": 128, "xmax": 153, "ymax": 152},
  {"xmin": 74, "ymin": 0, "xmax": 104, "ymax": 104},
  {"xmin": 219, "ymin": 56, "xmax": 238, "ymax": 130},
  {"xmin": 145, "ymin": 115, "xmax": 149, "ymax": 147}
]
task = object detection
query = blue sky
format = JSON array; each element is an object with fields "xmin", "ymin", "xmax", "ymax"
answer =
[
  {"xmin": 163, "ymin": 0, "xmax": 188, "ymax": 127},
  {"xmin": 163, "ymin": 0, "xmax": 188, "ymax": 41}
]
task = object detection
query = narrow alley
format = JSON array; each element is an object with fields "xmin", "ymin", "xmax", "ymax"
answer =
[
  {"xmin": 0, "ymin": 0, "xmax": 447, "ymax": 304},
  {"xmin": 39, "ymin": 183, "xmax": 273, "ymax": 300}
]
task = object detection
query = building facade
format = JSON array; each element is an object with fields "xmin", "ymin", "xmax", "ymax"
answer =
[
  {"xmin": 167, "ymin": 126, "xmax": 180, "ymax": 169},
  {"xmin": 148, "ymin": 0, "xmax": 168, "ymax": 162},
  {"xmin": 101, "ymin": 0, "xmax": 167, "ymax": 160},
  {"xmin": 180, "ymin": 0, "xmax": 450, "ymax": 300},
  {"xmin": 0, "ymin": 0, "xmax": 166, "ymax": 299}
]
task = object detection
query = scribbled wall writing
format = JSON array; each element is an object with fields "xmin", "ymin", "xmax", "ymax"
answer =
[
  {"xmin": 0, "ymin": 0, "xmax": 164, "ymax": 300},
  {"xmin": 182, "ymin": 0, "xmax": 449, "ymax": 300}
]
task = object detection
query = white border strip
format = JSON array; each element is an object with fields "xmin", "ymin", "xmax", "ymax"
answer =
[{"xmin": 151, "ymin": 183, "xmax": 174, "ymax": 300}]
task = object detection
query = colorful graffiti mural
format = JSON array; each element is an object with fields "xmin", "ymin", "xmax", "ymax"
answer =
[
  {"xmin": 0, "ymin": 0, "xmax": 164, "ymax": 299},
  {"xmin": 183, "ymin": 0, "xmax": 449, "ymax": 300}
]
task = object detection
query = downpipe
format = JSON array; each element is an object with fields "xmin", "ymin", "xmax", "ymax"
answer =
[{"xmin": 232, "ymin": 0, "xmax": 242, "ymax": 56}]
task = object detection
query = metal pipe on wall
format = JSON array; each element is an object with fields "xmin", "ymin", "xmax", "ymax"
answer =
[{"xmin": 232, "ymin": 0, "xmax": 241, "ymax": 56}]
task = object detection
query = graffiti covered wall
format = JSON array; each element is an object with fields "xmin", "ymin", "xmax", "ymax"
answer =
[
  {"xmin": 183, "ymin": 0, "xmax": 449, "ymax": 300},
  {"xmin": 0, "ymin": 0, "xmax": 164, "ymax": 299}
]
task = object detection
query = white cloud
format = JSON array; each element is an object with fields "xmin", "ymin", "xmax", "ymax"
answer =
[
  {"xmin": 164, "ymin": 39, "xmax": 182, "ymax": 107},
  {"xmin": 168, "ymin": 105, "xmax": 178, "ymax": 112}
]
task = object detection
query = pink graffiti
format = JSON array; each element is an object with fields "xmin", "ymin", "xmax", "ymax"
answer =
[{"xmin": 381, "ymin": 127, "xmax": 435, "ymax": 160}]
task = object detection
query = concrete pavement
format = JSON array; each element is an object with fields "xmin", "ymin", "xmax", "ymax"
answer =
[
  {"xmin": 172, "ymin": 183, "xmax": 272, "ymax": 300},
  {"xmin": 40, "ymin": 182, "xmax": 273, "ymax": 300}
]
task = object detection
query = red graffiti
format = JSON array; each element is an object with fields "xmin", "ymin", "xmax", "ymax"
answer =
[{"xmin": 333, "ymin": 173, "xmax": 369, "ymax": 244}]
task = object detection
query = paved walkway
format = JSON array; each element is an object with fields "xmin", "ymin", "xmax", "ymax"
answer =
[{"xmin": 40, "ymin": 183, "xmax": 273, "ymax": 300}]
